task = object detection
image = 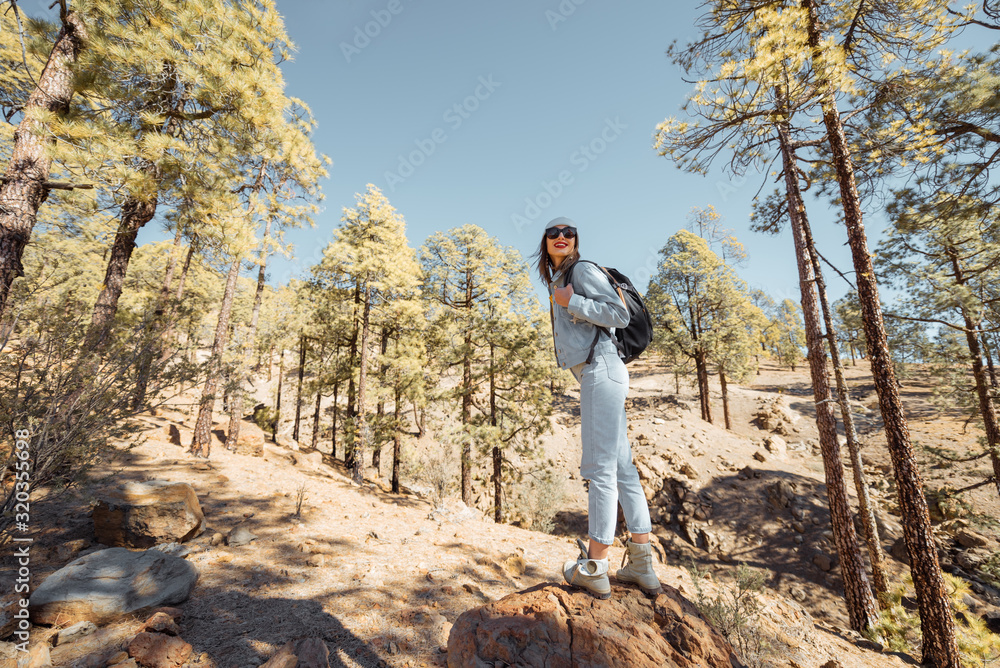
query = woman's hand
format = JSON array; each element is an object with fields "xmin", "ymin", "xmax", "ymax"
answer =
[{"xmin": 554, "ymin": 283, "xmax": 574, "ymax": 308}]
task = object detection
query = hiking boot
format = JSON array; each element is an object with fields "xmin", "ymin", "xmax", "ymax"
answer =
[
  {"xmin": 616, "ymin": 539, "xmax": 662, "ymax": 595},
  {"xmin": 562, "ymin": 538, "xmax": 611, "ymax": 599}
]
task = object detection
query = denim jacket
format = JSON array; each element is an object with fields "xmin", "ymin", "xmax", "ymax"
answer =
[{"xmin": 548, "ymin": 260, "xmax": 629, "ymax": 369}]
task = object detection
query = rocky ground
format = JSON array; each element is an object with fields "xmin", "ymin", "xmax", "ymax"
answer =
[{"xmin": 2, "ymin": 357, "xmax": 999, "ymax": 667}]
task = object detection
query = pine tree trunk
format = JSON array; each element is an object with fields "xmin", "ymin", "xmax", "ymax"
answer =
[
  {"xmin": 84, "ymin": 194, "xmax": 159, "ymax": 351},
  {"xmin": 803, "ymin": 2, "xmax": 960, "ymax": 662},
  {"xmin": 695, "ymin": 352, "xmax": 712, "ymax": 423},
  {"xmin": 413, "ymin": 402, "xmax": 425, "ymax": 438},
  {"xmin": 949, "ymin": 252, "xmax": 1000, "ymax": 497},
  {"xmin": 461, "ymin": 267, "xmax": 473, "ymax": 506},
  {"xmin": 331, "ymin": 378, "xmax": 339, "ymax": 459},
  {"xmin": 0, "ymin": 11, "xmax": 86, "ymax": 314},
  {"xmin": 190, "ymin": 255, "xmax": 242, "ymax": 458},
  {"xmin": 227, "ymin": 216, "xmax": 272, "ymax": 449},
  {"xmin": 160, "ymin": 236, "xmax": 197, "ymax": 358},
  {"xmin": 778, "ymin": 117, "xmax": 881, "ymax": 627},
  {"xmin": 799, "ymin": 197, "xmax": 890, "ymax": 606},
  {"xmin": 719, "ymin": 369, "xmax": 731, "ymax": 431},
  {"xmin": 392, "ymin": 386, "xmax": 402, "ymax": 494},
  {"xmin": 293, "ymin": 332, "xmax": 306, "ymax": 442},
  {"xmin": 133, "ymin": 223, "xmax": 185, "ymax": 408},
  {"xmin": 310, "ymin": 342, "xmax": 326, "ymax": 451},
  {"xmin": 490, "ymin": 342, "xmax": 501, "ymax": 522},
  {"xmin": 345, "ymin": 284, "xmax": 360, "ymax": 469},
  {"xmin": 373, "ymin": 329, "xmax": 389, "ymax": 471},
  {"xmin": 982, "ymin": 331, "xmax": 998, "ymax": 388},
  {"xmin": 354, "ymin": 283, "xmax": 372, "ymax": 484},
  {"xmin": 273, "ymin": 348, "xmax": 284, "ymax": 442}
]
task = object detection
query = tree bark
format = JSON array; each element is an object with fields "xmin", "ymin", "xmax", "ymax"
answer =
[
  {"xmin": 227, "ymin": 215, "xmax": 272, "ymax": 448},
  {"xmin": 982, "ymin": 330, "xmax": 998, "ymax": 388},
  {"xmin": 354, "ymin": 282, "xmax": 372, "ymax": 484},
  {"xmin": 392, "ymin": 384, "xmax": 402, "ymax": 494},
  {"xmin": 293, "ymin": 332, "xmax": 306, "ymax": 442},
  {"xmin": 719, "ymin": 369, "xmax": 731, "ymax": 431},
  {"xmin": 695, "ymin": 351, "xmax": 712, "ymax": 423},
  {"xmin": 803, "ymin": 2, "xmax": 960, "ymax": 663},
  {"xmin": 331, "ymin": 377, "xmax": 339, "ymax": 459},
  {"xmin": 490, "ymin": 342, "xmax": 502, "ymax": 523},
  {"xmin": 413, "ymin": 401, "xmax": 425, "ymax": 438},
  {"xmin": 345, "ymin": 284, "xmax": 360, "ymax": 469},
  {"xmin": 84, "ymin": 194, "xmax": 159, "ymax": 351},
  {"xmin": 461, "ymin": 266, "xmax": 473, "ymax": 506},
  {"xmin": 799, "ymin": 205, "xmax": 890, "ymax": 606},
  {"xmin": 778, "ymin": 116, "xmax": 879, "ymax": 633},
  {"xmin": 372, "ymin": 329, "xmax": 389, "ymax": 471},
  {"xmin": 948, "ymin": 252, "xmax": 1000, "ymax": 497},
  {"xmin": 159, "ymin": 235, "xmax": 197, "ymax": 357},
  {"xmin": 311, "ymin": 342, "xmax": 326, "ymax": 451},
  {"xmin": 190, "ymin": 255, "xmax": 242, "ymax": 458},
  {"xmin": 274, "ymin": 348, "xmax": 284, "ymax": 442},
  {"xmin": 0, "ymin": 11, "xmax": 87, "ymax": 314}
]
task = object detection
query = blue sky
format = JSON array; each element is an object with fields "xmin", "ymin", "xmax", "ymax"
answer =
[
  {"xmin": 258, "ymin": 0, "xmax": 830, "ymax": 306},
  {"xmin": 109, "ymin": 0, "xmax": 970, "ymax": 310}
]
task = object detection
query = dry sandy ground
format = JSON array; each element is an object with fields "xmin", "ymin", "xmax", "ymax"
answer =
[{"xmin": 4, "ymin": 357, "xmax": 998, "ymax": 667}]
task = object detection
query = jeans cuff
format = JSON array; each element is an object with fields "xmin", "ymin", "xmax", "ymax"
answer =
[
  {"xmin": 589, "ymin": 532, "xmax": 615, "ymax": 546},
  {"xmin": 628, "ymin": 526, "xmax": 652, "ymax": 535}
]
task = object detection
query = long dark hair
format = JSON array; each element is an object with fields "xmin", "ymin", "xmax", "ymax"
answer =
[{"xmin": 533, "ymin": 231, "xmax": 580, "ymax": 285}]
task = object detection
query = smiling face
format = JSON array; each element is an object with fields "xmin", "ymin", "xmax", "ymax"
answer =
[{"xmin": 546, "ymin": 225, "xmax": 577, "ymax": 268}]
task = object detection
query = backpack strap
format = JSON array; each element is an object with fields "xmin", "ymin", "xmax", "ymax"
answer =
[{"xmin": 566, "ymin": 261, "xmax": 626, "ymax": 364}]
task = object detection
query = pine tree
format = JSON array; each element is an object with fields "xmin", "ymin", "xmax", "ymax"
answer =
[
  {"xmin": 314, "ymin": 184, "xmax": 420, "ymax": 483},
  {"xmin": 420, "ymin": 224, "xmax": 544, "ymax": 508},
  {"xmin": 656, "ymin": 2, "xmax": 959, "ymax": 646},
  {"xmin": 190, "ymin": 194, "xmax": 257, "ymax": 458},
  {"xmin": 646, "ymin": 229, "xmax": 757, "ymax": 426},
  {"xmin": 476, "ymin": 253, "xmax": 553, "ymax": 523},
  {"xmin": 65, "ymin": 0, "xmax": 305, "ymax": 352},
  {"xmin": 0, "ymin": 3, "xmax": 86, "ymax": 314},
  {"xmin": 877, "ymin": 196, "xmax": 1000, "ymax": 496},
  {"xmin": 224, "ymin": 117, "xmax": 327, "ymax": 448},
  {"xmin": 833, "ymin": 292, "xmax": 866, "ymax": 365},
  {"xmin": 770, "ymin": 299, "xmax": 806, "ymax": 371},
  {"xmin": 800, "ymin": 2, "xmax": 960, "ymax": 659}
]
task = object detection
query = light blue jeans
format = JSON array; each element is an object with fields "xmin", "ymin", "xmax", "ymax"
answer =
[{"xmin": 570, "ymin": 338, "xmax": 652, "ymax": 546}]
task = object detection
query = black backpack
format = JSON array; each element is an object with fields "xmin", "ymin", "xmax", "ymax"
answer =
[{"xmin": 565, "ymin": 260, "xmax": 654, "ymax": 364}]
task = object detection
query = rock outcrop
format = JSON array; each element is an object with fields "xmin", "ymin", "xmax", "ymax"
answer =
[
  {"xmin": 29, "ymin": 548, "xmax": 198, "ymax": 625},
  {"xmin": 447, "ymin": 583, "xmax": 742, "ymax": 668},
  {"xmin": 260, "ymin": 637, "xmax": 331, "ymax": 668},
  {"xmin": 93, "ymin": 480, "xmax": 205, "ymax": 548},
  {"xmin": 230, "ymin": 419, "xmax": 266, "ymax": 457}
]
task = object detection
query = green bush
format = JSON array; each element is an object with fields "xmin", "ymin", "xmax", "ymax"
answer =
[
  {"xmin": 868, "ymin": 574, "xmax": 1000, "ymax": 667},
  {"xmin": 687, "ymin": 561, "xmax": 771, "ymax": 668}
]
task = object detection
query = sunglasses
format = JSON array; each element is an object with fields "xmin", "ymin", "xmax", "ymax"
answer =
[{"xmin": 545, "ymin": 226, "xmax": 577, "ymax": 240}]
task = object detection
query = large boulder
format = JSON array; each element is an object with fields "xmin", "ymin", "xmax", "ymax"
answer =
[
  {"xmin": 93, "ymin": 480, "xmax": 205, "ymax": 548},
  {"xmin": 447, "ymin": 583, "xmax": 742, "ymax": 668},
  {"xmin": 30, "ymin": 548, "xmax": 198, "ymax": 625},
  {"xmin": 230, "ymin": 419, "xmax": 266, "ymax": 457}
]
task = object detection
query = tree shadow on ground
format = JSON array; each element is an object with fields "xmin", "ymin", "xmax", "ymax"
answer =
[{"xmin": 664, "ymin": 468, "xmax": 898, "ymax": 624}]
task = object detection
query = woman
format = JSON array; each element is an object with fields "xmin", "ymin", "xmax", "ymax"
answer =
[{"xmin": 536, "ymin": 216, "xmax": 661, "ymax": 599}]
